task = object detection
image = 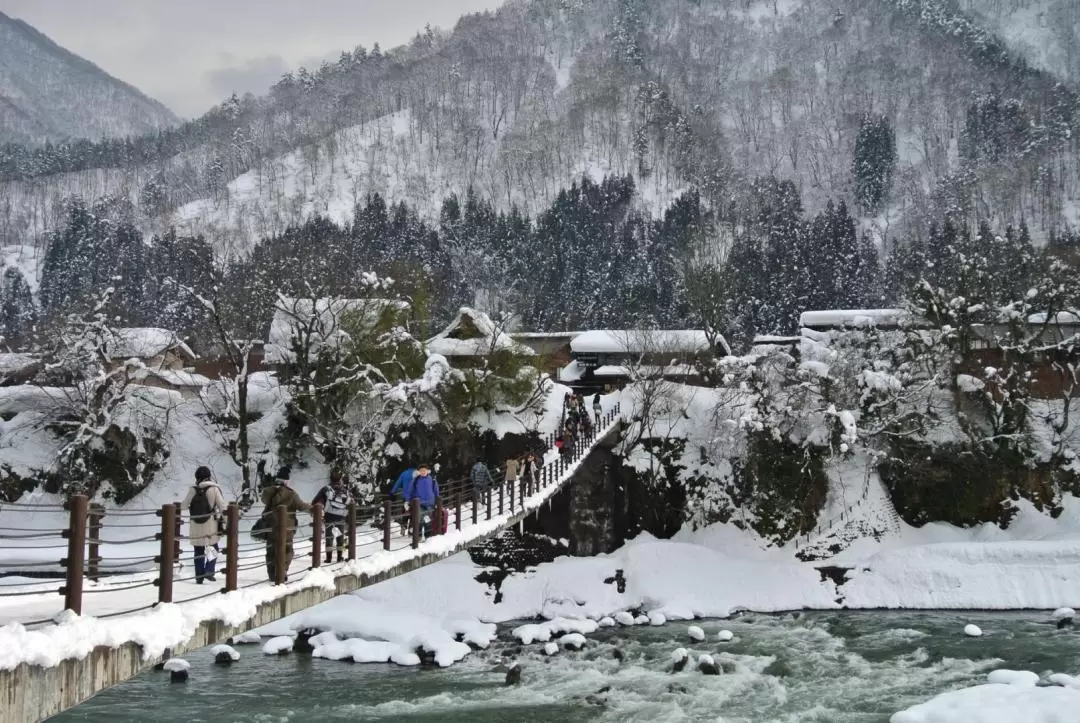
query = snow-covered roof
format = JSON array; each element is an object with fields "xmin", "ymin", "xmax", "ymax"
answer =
[
  {"xmin": 0, "ymin": 353, "xmax": 41, "ymax": 376},
  {"xmin": 511, "ymin": 332, "xmax": 584, "ymax": 340},
  {"xmin": 266, "ymin": 297, "xmax": 409, "ymax": 365},
  {"xmin": 593, "ymin": 364, "xmax": 698, "ymax": 378},
  {"xmin": 752, "ymin": 335, "xmax": 801, "ymax": 345},
  {"xmin": 425, "ymin": 308, "xmax": 535, "ymax": 357},
  {"xmin": 109, "ymin": 328, "xmax": 196, "ymax": 361},
  {"xmin": 557, "ymin": 360, "xmax": 586, "ymax": 383},
  {"xmin": 1028, "ymin": 312, "xmax": 1080, "ymax": 325},
  {"xmin": 570, "ymin": 330, "xmax": 716, "ymax": 355},
  {"xmin": 799, "ymin": 309, "xmax": 912, "ymax": 330},
  {"xmin": 141, "ymin": 369, "xmax": 212, "ymax": 388}
]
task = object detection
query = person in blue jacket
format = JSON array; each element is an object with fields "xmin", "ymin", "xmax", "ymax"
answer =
[
  {"xmin": 390, "ymin": 467, "xmax": 418, "ymax": 535},
  {"xmin": 405, "ymin": 464, "xmax": 440, "ymax": 538}
]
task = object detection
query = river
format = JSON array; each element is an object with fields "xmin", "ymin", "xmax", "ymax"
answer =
[{"xmin": 54, "ymin": 611, "xmax": 1078, "ymax": 722}]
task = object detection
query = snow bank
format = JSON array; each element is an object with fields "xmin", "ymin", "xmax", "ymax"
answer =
[
  {"xmin": 842, "ymin": 541, "xmax": 1080, "ymax": 610},
  {"xmin": 891, "ymin": 680, "xmax": 1080, "ymax": 723},
  {"xmin": 255, "ymin": 595, "xmax": 489, "ymax": 668},
  {"xmin": 986, "ymin": 670, "xmax": 1038, "ymax": 686}
]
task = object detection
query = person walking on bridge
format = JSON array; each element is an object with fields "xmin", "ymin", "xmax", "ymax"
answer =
[
  {"xmin": 312, "ymin": 468, "xmax": 351, "ymax": 564},
  {"xmin": 183, "ymin": 466, "xmax": 226, "ymax": 584},
  {"xmin": 390, "ymin": 466, "xmax": 418, "ymax": 536},
  {"xmin": 405, "ymin": 464, "xmax": 439, "ymax": 539},
  {"xmin": 261, "ymin": 467, "xmax": 311, "ymax": 584},
  {"xmin": 592, "ymin": 392, "xmax": 603, "ymax": 427}
]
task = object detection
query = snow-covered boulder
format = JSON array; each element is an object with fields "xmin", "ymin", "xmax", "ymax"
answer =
[
  {"xmin": 615, "ymin": 611, "xmax": 635, "ymax": 626},
  {"xmin": 671, "ymin": 647, "xmax": 689, "ymax": 673},
  {"xmin": 163, "ymin": 658, "xmax": 190, "ymax": 682},
  {"xmin": 263, "ymin": 636, "xmax": 295, "ymax": 655},
  {"xmin": 717, "ymin": 630, "xmax": 734, "ymax": 642},
  {"xmin": 1052, "ymin": 607, "xmax": 1075, "ymax": 621},
  {"xmin": 963, "ymin": 624, "xmax": 983, "ymax": 637},
  {"xmin": 987, "ymin": 670, "xmax": 1039, "ymax": 687},
  {"xmin": 688, "ymin": 625, "xmax": 705, "ymax": 642},
  {"xmin": 512, "ymin": 623, "xmax": 552, "ymax": 644},
  {"xmin": 544, "ymin": 642, "xmax": 559, "ymax": 656},
  {"xmin": 635, "ymin": 615, "xmax": 649, "ymax": 625},
  {"xmin": 229, "ymin": 631, "xmax": 262, "ymax": 644},
  {"xmin": 648, "ymin": 611, "xmax": 667, "ymax": 626},
  {"xmin": 560, "ymin": 633, "xmax": 587, "ymax": 651},
  {"xmin": 1048, "ymin": 673, "xmax": 1080, "ymax": 689},
  {"xmin": 697, "ymin": 654, "xmax": 720, "ymax": 675},
  {"xmin": 598, "ymin": 616, "xmax": 616, "ymax": 628},
  {"xmin": 210, "ymin": 645, "xmax": 240, "ymax": 665}
]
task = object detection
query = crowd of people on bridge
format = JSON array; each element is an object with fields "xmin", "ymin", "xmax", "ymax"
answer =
[{"xmin": 178, "ymin": 392, "xmax": 607, "ymax": 585}]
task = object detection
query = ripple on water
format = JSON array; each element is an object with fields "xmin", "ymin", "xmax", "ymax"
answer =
[{"xmin": 52, "ymin": 611, "xmax": 1080, "ymax": 723}]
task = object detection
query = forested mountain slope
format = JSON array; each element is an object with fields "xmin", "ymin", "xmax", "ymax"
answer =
[
  {"xmin": 0, "ymin": 0, "xmax": 1076, "ymax": 258},
  {"xmin": 0, "ymin": 11, "xmax": 178, "ymax": 146}
]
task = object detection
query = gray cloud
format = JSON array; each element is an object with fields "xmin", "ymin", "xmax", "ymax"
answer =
[
  {"xmin": 1, "ymin": 0, "xmax": 506, "ymax": 117},
  {"xmin": 204, "ymin": 55, "xmax": 291, "ymax": 101}
]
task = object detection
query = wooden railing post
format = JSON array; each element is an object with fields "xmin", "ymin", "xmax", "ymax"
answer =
[
  {"xmin": 455, "ymin": 491, "xmax": 462, "ymax": 531},
  {"xmin": 311, "ymin": 503, "xmax": 324, "ymax": 569},
  {"xmin": 383, "ymin": 497, "xmax": 392, "ymax": 551},
  {"xmin": 156, "ymin": 503, "xmax": 176, "ymax": 604},
  {"xmin": 225, "ymin": 503, "xmax": 239, "ymax": 592},
  {"xmin": 60, "ymin": 494, "xmax": 88, "ymax": 615},
  {"xmin": 486, "ymin": 485, "xmax": 493, "ymax": 520},
  {"xmin": 87, "ymin": 502, "xmax": 104, "ymax": 582},
  {"xmin": 172, "ymin": 502, "xmax": 182, "ymax": 562},
  {"xmin": 274, "ymin": 505, "xmax": 288, "ymax": 585},
  {"xmin": 508, "ymin": 477, "xmax": 515, "ymax": 512},
  {"xmin": 410, "ymin": 498, "xmax": 421, "ymax": 549},
  {"xmin": 347, "ymin": 502, "xmax": 357, "ymax": 560},
  {"xmin": 499, "ymin": 479, "xmax": 505, "ymax": 516},
  {"xmin": 434, "ymin": 497, "xmax": 443, "ymax": 536}
]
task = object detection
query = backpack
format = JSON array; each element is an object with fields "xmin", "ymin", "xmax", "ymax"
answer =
[{"xmin": 189, "ymin": 485, "xmax": 213, "ymax": 524}]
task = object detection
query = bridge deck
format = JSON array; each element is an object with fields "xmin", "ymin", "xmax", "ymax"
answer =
[{"xmin": 0, "ymin": 413, "xmax": 622, "ymax": 723}]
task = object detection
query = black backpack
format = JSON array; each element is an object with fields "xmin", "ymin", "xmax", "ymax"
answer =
[{"xmin": 189, "ymin": 486, "xmax": 213, "ymax": 524}]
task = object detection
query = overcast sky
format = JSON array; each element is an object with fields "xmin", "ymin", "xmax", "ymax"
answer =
[{"xmin": 2, "ymin": 0, "xmax": 505, "ymax": 118}]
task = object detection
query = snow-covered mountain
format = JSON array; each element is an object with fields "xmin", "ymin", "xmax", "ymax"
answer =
[
  {"xmin": 0, "ymin": 10, "xmax": 178, "ymax": 146},
  {"xmin": 0, "ymin": 0, "xmax": 1078, "ymax": 256}
]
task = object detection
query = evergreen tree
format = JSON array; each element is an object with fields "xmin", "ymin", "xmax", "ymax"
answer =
[
  {"xmin": 0, "ymin": 266, "xmax": 36, "ymax": 348},
  {"xmin": 852, "ymin": 113, "xmax": 897, "ymax": 213}
]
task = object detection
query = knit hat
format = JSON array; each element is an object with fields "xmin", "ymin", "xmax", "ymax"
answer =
[
  {"xmin": 195, "ymin": 466, "xmax": 212, "ymax": 482},
  {"xmin": 276, "ymin": 466, "xmax": 292, "ymax": 482}
]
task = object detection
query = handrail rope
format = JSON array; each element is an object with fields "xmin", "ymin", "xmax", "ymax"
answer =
[
  {"xmin": 89, "ymin": 558, "xmax": 157, "ymax": 569},
  {"xmin": 87, "ymin": 553, "xmax": 165, "ymax": 562},
  {"xmin": 91, "ymin": 520, "xmax": 163, "ymax": 529},
  {"xmin": 0, "ymin": 502, "xmax": 67, "ymax": 510},
  {"xmin": 15, "ymin": 616, "xmax": 58, "ymax": 627},
  {"xmin": 87, "ymin": 535, "xmax": 159, "ymax": 545},
  {"xmin": 0, "ymin": 588, "xmax": 59, "ymax": 598},
  {"xmin": 95, "ymin": 602, "xmax": 158, "ymax": 619},
  {"xmin": 83, "ymin": 580, "xmax": 156, "ymax": 594},
  {"xmin": 174, "ymin": 587, "xmax": 225, "ymax": 605},
  {"xmin": 0, "ymin": 543, "xmax": 70, "ymax": 550},
  {"xmin": 0, "ymin": 560, "xmax": 64, "ymax": 568},
  {"xmin": 0, "ymin": 578, "xmax": 59, "ymax": 588},
  {"xmin": 101, "ymin": 509, "xmax": 172, "ymax": 517},
  {"xmin": 0, "ymin": 527, "xmax": 68, "ymax": 534},
  {"xmin": 0, "ymin": 531, "xmax": 65, "ymax": 540}
]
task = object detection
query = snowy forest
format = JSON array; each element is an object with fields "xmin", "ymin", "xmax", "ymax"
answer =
[{"xmin": 0, "ymin": 0, "xmax": 1079, "ymax": 533}]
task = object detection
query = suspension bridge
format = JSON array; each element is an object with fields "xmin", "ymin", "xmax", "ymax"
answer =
[{"xmin": 0, "ymin": 405, "xmax": 622, "ymax": 723}]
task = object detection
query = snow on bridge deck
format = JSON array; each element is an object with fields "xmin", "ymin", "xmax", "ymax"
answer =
[{"xmin": 0, "ymin": 412, "xmax": 623, "ymax": 723}]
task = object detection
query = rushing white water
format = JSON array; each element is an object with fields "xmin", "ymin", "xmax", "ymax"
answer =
[{"xmin": 56, "ymin": 611, "xmax": 1080, "ymax": 722}]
